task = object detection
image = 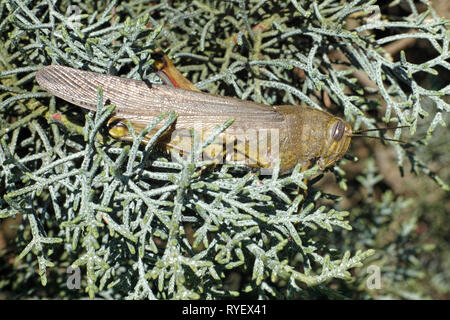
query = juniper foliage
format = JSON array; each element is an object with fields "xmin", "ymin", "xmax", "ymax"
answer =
[{"xmin": 0, "ymin": 0, "xmax": 448, "ymax": 299}]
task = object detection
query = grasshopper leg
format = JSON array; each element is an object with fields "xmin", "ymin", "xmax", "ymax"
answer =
[{"xmin": 297, "ymin": 160, "xmax": 311, "ymax": 206}]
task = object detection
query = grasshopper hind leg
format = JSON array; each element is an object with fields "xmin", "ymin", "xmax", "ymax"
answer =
[{"xmin": 152, "ymin": 49, "xmax": 200, "ymax": 92}]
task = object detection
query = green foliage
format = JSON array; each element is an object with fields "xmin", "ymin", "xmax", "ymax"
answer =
[{"xmin": 0, "ymin": 0, "xmax": 449, "ymax": 299}]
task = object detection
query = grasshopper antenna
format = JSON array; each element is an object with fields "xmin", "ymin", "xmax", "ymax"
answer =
[
  {"xmin": 352, "ymin": 125, "xmax": 409, "ymax": 135},
  {"xmin": 351, "ymin": 134, "xmax": 405, "ymax": 143}
]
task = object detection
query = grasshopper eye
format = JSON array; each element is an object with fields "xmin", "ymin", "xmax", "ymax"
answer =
[{"xmin": 332, "ymin": 121, "xmax": 345, "ymax": 141}]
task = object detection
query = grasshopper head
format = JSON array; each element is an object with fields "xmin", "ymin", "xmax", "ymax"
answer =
[{"xmin": 318, "ymin": 118, "xmax": 352, "ymax": 169}]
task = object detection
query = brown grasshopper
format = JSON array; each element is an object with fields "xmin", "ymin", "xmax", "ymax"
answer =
[{"xmin": 36, "ymin": 51, "xmax": 403, "ymax": 173}]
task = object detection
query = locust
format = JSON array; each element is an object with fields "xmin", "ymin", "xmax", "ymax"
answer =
[{"xmin": 35, "ymin": 51, "xmax": 403, "ymax": 174}]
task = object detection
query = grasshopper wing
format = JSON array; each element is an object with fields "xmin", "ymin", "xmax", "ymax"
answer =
[{"xmin": 36, "ymin": 65, "xmax": 284, "ymax": 129}]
